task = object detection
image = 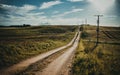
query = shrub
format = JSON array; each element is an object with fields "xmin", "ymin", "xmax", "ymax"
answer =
[{"xmin": 81, "ymin": 31, "xmax": 89, "ymax": 38}]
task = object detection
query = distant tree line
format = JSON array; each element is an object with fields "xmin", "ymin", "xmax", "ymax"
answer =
[
  {"xmin": 10, "ymin": 24, "xmax": 31, "ymax": 27},
  {"xmin": 0, "ymin": 24, "xmax": 31, "ymax": 27}
]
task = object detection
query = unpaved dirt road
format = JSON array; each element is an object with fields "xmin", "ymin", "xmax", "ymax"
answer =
[
  {"xmin": 35, "ymin": 32, "xmax": 80, "ymax": 75},
  {"xmin": 0, "ymin": 32, "xmax": 78, "ymax": 75}
]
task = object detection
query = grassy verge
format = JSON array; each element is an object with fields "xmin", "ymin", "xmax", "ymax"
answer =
[
  {"xmin": 72, "ymin": 26, "xmax": 120, "ymax": 75},
  {"xmin": 72, "ymin": 40, "xmax": 120, "ymax": 75}
]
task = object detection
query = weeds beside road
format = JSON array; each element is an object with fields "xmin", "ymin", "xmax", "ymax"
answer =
[{"xmin": 72, "ymin": 26, "xmax": 120, "ymax": 75}]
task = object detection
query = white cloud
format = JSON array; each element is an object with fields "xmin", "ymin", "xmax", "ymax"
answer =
[
  {"xmin": 0, "ymin": 4, "xmax": 46, "ymax": 25},
  {"xmin": 48, "ymin": 18, "xmax": 82, "ymax": 25},
  {"xmin": 0, "ymin": 4, "xmax": 17, "ymax": 11},
  {"xmin": 0, "ymin": 4, "xmax": 84, "ymax": 25},
  {"xmin": 0, "ymin": 4, "xmax": 37, "ymax": 12},
  {"xmin": 20, "ymin": 4, "xmax": 37, "ymax": 11},
  {"xmin": 0, "ymin": 4, "xmax": 45, "ymax": 17},
  {"xmin": 0, "ymin": 4, "xmax": 37, "ymax": 16},
  {"xmin": 88, "ymin": 0, "xmax": 115, "ymax": 12},
  {"xmin": 102, "ymin": 15, "xmax": 117, "ymax": 19},
  {"xmin": 67, "ymin": 0, "xmax": 83, "ymax": 2},
  {"xmin": 53, "ymin": 8, "xmax": 84, "ymax": 17},
  {"xmin": 1, "ymin": 14, "xmax": 47, "ymax": 25},
  {"xmin": 40, "ymin": 1, "xmax": 63, "ymax": 9},
  {"xmin": 53, "ymin": 11, "xmax": 59, "ymax": 14}
]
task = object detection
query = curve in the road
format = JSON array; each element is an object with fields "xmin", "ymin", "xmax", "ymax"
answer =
[
  {"xmin": 0, "ymin": 32, "xmax": 78, "ymax": 75},
  {"xmin": 35, "ymin": 32, "xmax": 81, "ymax": 75}
]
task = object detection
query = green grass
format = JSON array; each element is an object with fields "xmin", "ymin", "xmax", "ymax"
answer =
[{"xmin": 0, "ymin": 26, "xmax": 77, "ymax": 69}]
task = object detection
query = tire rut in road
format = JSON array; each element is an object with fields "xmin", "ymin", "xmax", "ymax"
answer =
[
  {"xmin": 17, "ymin": 47, "xmax": 70, "ymax": 75},
  {"xmin": 58, "ymin": 51, "xmax": 75, "ymax": 75}
]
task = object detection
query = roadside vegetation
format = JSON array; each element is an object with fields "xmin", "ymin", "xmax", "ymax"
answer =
[
  {"xmin": 0, "ymin": 26, "xmax": 77, "ymax": 69},
  {"xmin": 72, "ymin": 25, "xmax": 120, "ymax": 75}
]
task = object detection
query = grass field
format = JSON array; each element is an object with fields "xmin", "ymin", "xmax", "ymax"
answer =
[
  {"xmin": 0, "ymin": 25, "xmax": 77, "ymax": 69},
  {"xmin": 72, "ymin": 25, "xmax": 120, "ymax": 75}
]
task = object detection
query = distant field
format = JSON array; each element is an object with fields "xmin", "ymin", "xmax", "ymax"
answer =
[
  {"xmin": 0, "ymin": 26, "xmax": 77, "ymax": 69},
  {"xmin": 72, "ymin": 25, "xmax": 120, "ymax": 75},
  {"xmin": 82, "ymin": 25, "xmax": 120, "ymax": 42}
]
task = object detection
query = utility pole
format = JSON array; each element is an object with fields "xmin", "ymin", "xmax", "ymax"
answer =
[
  {"xmin": 85, "ymin": 19, "xmax": 87, "ymax": 25},
  {"xmin": 95, "ymin": 15, "xmax": 103, "ymax": 44}
]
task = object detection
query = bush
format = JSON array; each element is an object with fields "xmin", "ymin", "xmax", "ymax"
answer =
[{"xmin": 81, "ymin": 31, "xmax": 89, "ymax": 38}]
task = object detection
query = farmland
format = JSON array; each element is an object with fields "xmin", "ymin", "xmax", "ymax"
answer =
[
  {"xmin": 81, "ymin": 26, "xmax": 120, "ymax": 42},
  {"xmin": 72, "ymin": 25, "xmax": 120, "ymax": 75},
  {"xmin": 102, "ymin": 31, "xmax": 120, "ymax": 41},
  {"xmin": 0, "ymin": 26, "xmax": 77, "ymax": 70},
  {"xmin": 0, "ymin": 25, "xmax": 120, "ymax": 75}
]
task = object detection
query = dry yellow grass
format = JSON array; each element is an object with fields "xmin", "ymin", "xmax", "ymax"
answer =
[{"xmin": 72, "ymin": 25, "xmax": 120, "ymax": 75}]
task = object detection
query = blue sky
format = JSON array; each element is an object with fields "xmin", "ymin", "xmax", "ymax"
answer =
[{"xmin": 0, "ymin": 0, "xmax": 119, "ymax": 26}]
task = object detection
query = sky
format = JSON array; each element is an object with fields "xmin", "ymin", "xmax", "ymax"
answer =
[{"xmin": 0, "ymin": 0, "xmax": 120, "ymax": 26}]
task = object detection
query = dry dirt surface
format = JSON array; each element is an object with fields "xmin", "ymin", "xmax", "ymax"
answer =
[{"xmin": 35, "ymin": 32, "xmax": 80, "ymax": 75}]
